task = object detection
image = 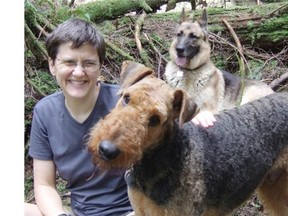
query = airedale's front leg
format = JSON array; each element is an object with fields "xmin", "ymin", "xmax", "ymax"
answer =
[{"xmin": 128, "ymin": 188, "xmax": 169, "ymax": 216}]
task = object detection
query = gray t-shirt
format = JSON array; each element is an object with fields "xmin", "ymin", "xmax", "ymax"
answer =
[{"xmin": 29, "ymin": 82, "xmax": 133, "ymax": 216}]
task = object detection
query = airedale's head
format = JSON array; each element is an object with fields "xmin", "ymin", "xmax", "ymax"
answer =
[{"xmin": 87, "ymin": 61, "xmax": 198, "ymax": 169}]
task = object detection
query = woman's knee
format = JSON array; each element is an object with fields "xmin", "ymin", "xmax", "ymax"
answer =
[{"xmin": 24, "ymin": 203, "xmax": 42, "ymax": 216}]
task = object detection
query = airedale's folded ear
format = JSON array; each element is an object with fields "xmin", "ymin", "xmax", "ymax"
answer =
[
  {"xmin": 173, "ymin": 89, "xmax": 199, "ymax": 128},
  {"xmin": 117, "ymin": 60, "xmax": 155, "ymax": 95}
]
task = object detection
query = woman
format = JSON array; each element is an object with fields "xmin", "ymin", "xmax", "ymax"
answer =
[{"xmin": 25, "ymin": 18, "xmax": 133, "ymax": 216}]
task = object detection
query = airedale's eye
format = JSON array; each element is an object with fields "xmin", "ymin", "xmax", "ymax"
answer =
[
  {"xmin": 148, "ymin": 115, "xmax": 160, "ymax": 127},
  {"xmin": 123, "ymin": 94, "xmax": 130, "ymax": 104}
]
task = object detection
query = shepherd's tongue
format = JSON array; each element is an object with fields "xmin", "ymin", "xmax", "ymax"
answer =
[{"xmin": 176, "ymin": 57, "xmax": 187, "ymax": 66}]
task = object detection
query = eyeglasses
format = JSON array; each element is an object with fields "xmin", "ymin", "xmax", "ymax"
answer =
[{"xmin": 56, "ymin": 57, "xmax": 99, "ymax": 72}]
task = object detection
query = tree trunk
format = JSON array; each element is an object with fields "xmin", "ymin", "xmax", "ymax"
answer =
[
  {"xmin": 69, "ymin": 0, "xmax": 191, "ymax": 23},
  {"xmin": 204, "ymin": 2, "xmax": 288, "ymax": 50}
]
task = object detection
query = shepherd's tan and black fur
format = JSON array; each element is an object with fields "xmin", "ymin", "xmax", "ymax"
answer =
[{"xmin": 164, "ymin": 9, "xmax": 273, "ymax": 121}]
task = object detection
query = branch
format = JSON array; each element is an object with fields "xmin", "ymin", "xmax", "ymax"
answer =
[
  {"xmin": 24, "ymin": 22, "xmax": 48, "ymax": 60},
  {"xmin": 269, "ymin": 71, "xmax": 288, "ymax": 91},
  {"xmin": 25, "ymin": 77, "xmax": 47, "ymax": 98},
  {"xmin": 266, "ymin": 2, "xmax": 288, "ymax": 18},
  {"xmin": 143, "ymin": 33, "xmax": 168, "ymax": 63},
  {"xmin": 105, "ymin": 39, "xmax": 134, "ymax": 61},
  {"xmin": 222, "ymin": 18, "xmax": 246, "ymax": 106},
  {"xmin": 134, "ymin": 12, "xmax": 152, "ymax": 67}
]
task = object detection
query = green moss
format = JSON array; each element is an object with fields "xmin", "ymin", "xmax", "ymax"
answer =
[
  {"xmin": 246, "ymin": 60, "xmax": 265, "ymax": 79},
  {"xmin": 24, "ymin": 176, "xmax": 34, "ymax": 199},
  {"xmin": 247, "ymin": 20, "xmax": 254, "ymax": 30},
  {"xmin": 211, "ymin": 55, "xmax": 226, "ymax": 69},
  {"xmin": 247, "ymin": 15, "xmax": 288, "ymax": 44},
  {"xmin": 30, "ymin": 70, "xmax": 59, "ymax": 95},
  {"xmin": 151, "ymin": 12, "xmax": 180, "ymax": 22}
]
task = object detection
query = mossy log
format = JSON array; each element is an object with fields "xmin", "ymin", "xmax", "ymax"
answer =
[
  {"xmin": 204, "ymin": 3, "xmax": 288, "ymax": 50},
  {"xmin": 69, "ymin": 0, "xmax": 191, "ymax": 23}
]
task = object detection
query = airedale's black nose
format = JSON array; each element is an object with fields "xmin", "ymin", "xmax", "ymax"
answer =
[{"xmin": 99, "ymin": 140, "xmax": 120, "ymax": 161}]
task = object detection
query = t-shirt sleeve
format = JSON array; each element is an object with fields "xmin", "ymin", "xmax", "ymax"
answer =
[{"xmin": 28, "ymin": 104, "xmax": 53, "ymax": 160}]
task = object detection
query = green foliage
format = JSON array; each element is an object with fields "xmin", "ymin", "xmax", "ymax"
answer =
[
  {"xmin": 247, "ymin": 20, "xmax": 254, "ymax": 30},
  {"xmin": 150, "ymin": 33, "xmax": 170, "ymax": 56},
  {"xmin": 255, "ymin": 16, "xmax": 288, "ymax": 42},
  {"xmin": 25, "ymin": 71, "xmax": 59, "ymax": 155},
  {"xmin": 25, "ymin": 0, "xmax": 38, "ymax": 22},
  {"xmin": 24, "ymin": 175, "xmax": 34, "ymax": 199},
  {"xmin": 25, "ymin": 97, "xmax": 37, "ymax": 126},
  {"xmin": 25, "ymin": 49, "xmax": 35, "ymax": 59},
  {"xmin": 246, "ymin": 60, "xmax": 265, "ymax": 80},
  {"xmin": 152, "ymin": 11, "xmax": 180, "ymax": 22},
  {"xmin": 31, "ymin": 71, "xmax": 59, "ymax": 95},
  {"xmin": 211, "ymin": 55, "xmax": 226, "ymax": 69}
]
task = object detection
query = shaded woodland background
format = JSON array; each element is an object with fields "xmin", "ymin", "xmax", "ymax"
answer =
[{"xmin": 25, "ymin": 0, "xmax": 288, "ymax": 215}]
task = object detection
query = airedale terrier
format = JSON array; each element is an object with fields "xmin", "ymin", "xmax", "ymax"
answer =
[{"xmin": 88, "ymin": 61, "xmax": 288, "ymax": 216}]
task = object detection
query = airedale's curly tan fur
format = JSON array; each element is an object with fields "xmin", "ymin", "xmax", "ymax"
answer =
[{"xmin": 88, "ymin": 61, "xmax": 288, "ymax": 216}]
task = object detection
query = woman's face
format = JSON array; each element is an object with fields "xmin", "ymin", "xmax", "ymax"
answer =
[{"xmin": 49, "ymin": 41, "xmax": 101, "ymax": 101}]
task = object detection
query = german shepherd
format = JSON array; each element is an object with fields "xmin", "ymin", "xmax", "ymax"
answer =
[{"xmin": 164, "ymin": 9, "xmax": 274, "ymax": 127}]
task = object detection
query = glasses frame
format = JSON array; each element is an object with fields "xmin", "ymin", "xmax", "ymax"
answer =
[{"xmin": 56, "ymin": 57, "xmax": 100, "ymax": 73}]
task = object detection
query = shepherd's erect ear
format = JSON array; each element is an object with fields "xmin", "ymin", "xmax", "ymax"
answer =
[
  {"xmin": 117, "ymin": 61, "xmax": 155, "ymax": 95},
  {"xmin": 179, "ymin": 8, "xmax": 187, "ymax": 23},
  {"xmin": 198, "ymin": 9, "xmax": 208, "ymax": 35},
  {"xmin": 172, "ymin": 89, "xmax": 199, "ymax": 128}
]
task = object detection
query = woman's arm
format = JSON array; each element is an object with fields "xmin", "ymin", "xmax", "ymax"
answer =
[{"xmin": 33, "ymin": 159, "xmax": 67, "ymax": 216}]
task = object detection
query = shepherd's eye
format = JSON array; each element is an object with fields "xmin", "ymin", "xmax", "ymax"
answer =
[
  {"xmin": 148, "ymin": 115, "xmax": 160, "ymax": 127},
  {"xmin": 177, "ymin": 31, "xmax": 183, "ymax": 37},
  {"xmin": 123, "ymin": 94, "xmax": 131, "ymax": 104},
  {"xmin": 189, "ymin": 33, "xmax": 198, "ymax": 39}
]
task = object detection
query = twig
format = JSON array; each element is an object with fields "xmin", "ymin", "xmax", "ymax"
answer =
[
  {"xmin": 266, "ymin": 2, "xmax": 288, "ymax": 18},
  {"xmin": 269, "ymin": 71, "xmax": 288, "ymax": 91},
  {"xmin": 135, "ymin": 13, "xmax": 144, "ymax": 53},
  {"xmin": 134, "ymin": 12, "xmax": 152, "ymax": 67},
  {"xmin": 25, "ymin": 22, "xmax": 48, "ymax": 59},
  {"xmin": 105, "ymin": 39, "xmax": 134, "ymax": 61},
  {"xmin": 143, "ymin": 33, "xmax": 168, "ymax": 63},
  {"xmin": 26, "ymin": 194, "xmax": 35, "ymax": 203},
  {"xmin": 209, "ymin": 16, "xmax": 262, "ymax": 24},
  {"xmin": 260, "ymin": 46, "xmax": 288, "ymax": 70},
  {"xmin": 25, "ymin": 77, "xmax": 47, "ymax": 97},
  {"xmin": 222, "ymin": 18, "xmax": 246, "ymax": 106},
  {"xmin": 209, "ymin": 33, "xmax": 250, "ymax": 70},
  {"xmin": 222, "ymin": 19, "xmax": 243, "ymax": 53},
  {"xmin": 35, "ymin": 22, "xmax": 49, "ymax": 38},
  {"xmin": 157, "ymin": 57, "xmax": 162, "ymax": 79}
]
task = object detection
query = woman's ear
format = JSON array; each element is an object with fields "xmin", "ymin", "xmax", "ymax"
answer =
[{"xmin": 48, "ymin": 57, "xmax": 56, "ymax": 76}]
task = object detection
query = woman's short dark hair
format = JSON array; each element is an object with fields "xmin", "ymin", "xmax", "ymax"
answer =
[{"xmin": 45, "ymin": 18, "xmax": 106, "ymax": 65}]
